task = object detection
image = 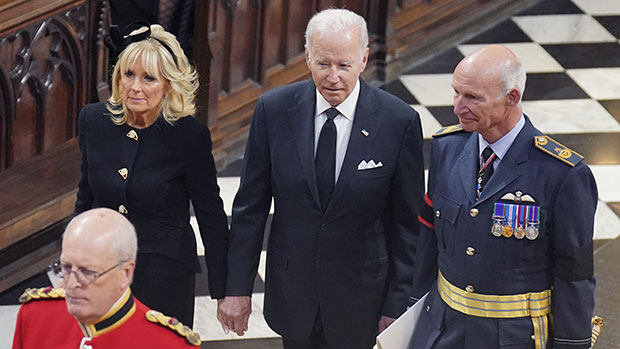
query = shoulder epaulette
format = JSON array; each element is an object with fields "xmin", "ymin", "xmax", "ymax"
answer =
[
  {"xmin": 432, "ymin": 124, "xmax": 464, "ymax": 137},
  {"xmin": 146, "ymin": 310, "xmax": 201, "ymax": 346},
  {"xmin": 19, "ymin": 287, "xmax": 65, "ymax": 303},
  {"xmin": 534, "ymin": 135, "xmax": 583, "ymax": 167}
]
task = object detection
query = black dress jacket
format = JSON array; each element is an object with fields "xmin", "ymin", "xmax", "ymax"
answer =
[{"xmin": 75, "ymin": 102, "xmax": 228, "ymax": 298}]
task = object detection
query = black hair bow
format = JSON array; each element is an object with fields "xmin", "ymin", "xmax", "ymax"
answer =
[{"xmin": 105, "ymin": 21, "xmax": 178, "ymax": 67}]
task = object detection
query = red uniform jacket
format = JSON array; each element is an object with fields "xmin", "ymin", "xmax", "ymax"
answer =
[{"xmin": 12, "ymin": 287, "xmax": 199, "ymax": 348}]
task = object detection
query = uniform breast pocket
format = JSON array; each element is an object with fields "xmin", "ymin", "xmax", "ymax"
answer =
[
  {"xmin": 522, "ymin": 209, "xmax": 547, "ymax": 263},
  {"xmin": 433, "ymin": 192, "xmax": 461, "ymax": 256},
  {"xmin": 492, "ymin": 202, "xmax": 547, "ymax": 268}
]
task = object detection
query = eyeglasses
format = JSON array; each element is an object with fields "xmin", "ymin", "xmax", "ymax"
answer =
[{"xmin": 49, "ymin": 260, "xmax": 126, "ymax": 286}]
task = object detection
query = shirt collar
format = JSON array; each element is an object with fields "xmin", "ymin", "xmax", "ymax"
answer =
[
  {"xmin": 315, "ymin": 79, "xmax": 360, "ymax": 120},
  {"xmin": 478, "ymin": 114, "xmax": 526, "ymax": 160},
  {"xmin": 79, "ymin": 288, "xmax": 136, "ymax": 338}
]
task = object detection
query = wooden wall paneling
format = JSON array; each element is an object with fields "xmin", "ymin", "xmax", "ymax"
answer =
[
  {"xmin": 252, "ymin": 0, "xmax": 265, "ymax": 86},
  {"xmin": 316, "ymin": 0, "xmax": 340, "ymax": 11},
  {"xmin": 338, "ymin": 0, "xmax": 367, "ymax": 13},
  {"xmin": 0, "ymin": 138, "xmax": 80, "ymax": 292},
  {"xmin": 396, "ymin": 0, "xmax": 410, "ymax": 10},
  {"xmin": 0, "ymin": 0, "xmax": 76, "ymax": 33},
  {"xmin": 226, "ymin": 0, "xmax": 259, "ymax": 91},
  {"xmin": 0, "ymin": 0, "xmax": 113, "ymax": 292},
  {"xmin": 210, "ymin": 0, "xmax": 316, "ymax": 155},
  {"xmin": 2, "ymin": 1, "xmax": 89, "ymax": 168},
  {"xmin": 195, "ymin": 0, "xmax": 242, "ymax": 156},
  {"xmin": 215, "ymin": 1, "xmax": 233, "ymax": 96},
  {"xmin": 90, "ymin": 0, "xmax": 111, "ymax": 103},
  {"xmin": 9, "ymin": 27, "xmax": 40, "ymax": 166},
  {"xmin": 218, "ymin": 1, "xmax": 232, "ymax": 95},
  {"xmin": 283, "ymin": 0, "xmax": 312, "ymax": 63},
  {"xmin": 43, "ymin": 12, "xmax": 88, "ymax": 151},
  {"xmin": 370, "ymin": 0, "xmax": 389, "ymax": 81},
  {"xmin": 12, "ymin": 79, "xmax": 40, "ymax": 165},
  {"xmin": 210, "ymin": 1, "xmax": 263, "ymax": 153},
  {"xmin": 340, "ymin": 0, "xmax": 386, "ymax": 81},
  {"xmin": 358, "ymin": 0, "xmax": 381, "ymax": 35},
  {"xmin": 0, "ymin": 65, "xmax": 8, "ymax": 173},
  {"xmin": 0, "ymin": 34, "xmax": 20, "ymax": 171},
  {"xmin": 212, "ymin": 2, "xmax": 348, "ymax": 149},
  {"xmin": 192, "ymin": 0, "xmax": 214, "ymax": 125},
  {"xmin": 209, "ymin": 0, "xmax": 236, "ymax": 150},
  {"xmin": 262, "ymin": 0, "xmax": 285, "ymax": 74}
]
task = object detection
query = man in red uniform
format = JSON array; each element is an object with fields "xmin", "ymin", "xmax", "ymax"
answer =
[{"xmin": 12, "ymin": 208, "xmax": 200, "ymax": 348}]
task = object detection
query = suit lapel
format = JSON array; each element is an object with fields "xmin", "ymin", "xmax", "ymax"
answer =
[
  {"xmin": 288, "ymin": 81, "xmax": 322, "ymax": 208},
  {"xmin": 325, "ymin": 81, "xmax": 382, "ymax": 213},
  {"xmin": 474, "ymin": 119, "xmax": 534, "ymax": 206},
  {"xmin": 456, "ymin": 132, "xmax": 479, "ymax": 205}
]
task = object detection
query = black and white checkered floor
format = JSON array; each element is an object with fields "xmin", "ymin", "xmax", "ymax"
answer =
[{"xmin": 2, "ymin": 0, "xmax": 620, "ymax": 347}]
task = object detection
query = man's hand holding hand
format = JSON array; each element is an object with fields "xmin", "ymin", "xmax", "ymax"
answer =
[{"xmin": 217, "ymin": 296, "xmax": 252, "ymax": 336}]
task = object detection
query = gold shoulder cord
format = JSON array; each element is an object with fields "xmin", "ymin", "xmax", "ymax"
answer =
[
  {"xmin": 19, "ymin": 287, "xmax": 65, "ymax": 303},
  {"xmin": 591, "ymin": 316, "xmax": 604, "ymax": 347},
  {"xmin": 145, "ymin": 310, "xmax": 201, "ymax": 346}
]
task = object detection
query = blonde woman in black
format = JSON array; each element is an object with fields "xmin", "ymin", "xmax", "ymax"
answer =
[{"xmin": 75, "ymin": 24, "xmax": 228, "ymax": 327}]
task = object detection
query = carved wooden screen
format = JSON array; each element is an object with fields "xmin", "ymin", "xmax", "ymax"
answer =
[
  {"xmin": 0, "ymin": 0, "xmax": 109, "ymax": 173},
  {"xmin": 0, "ymin": 0, "xmax": 110, "ymax": 293}
]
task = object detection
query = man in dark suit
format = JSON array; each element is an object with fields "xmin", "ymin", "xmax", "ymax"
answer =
[
  {"xmin": 411, "ymin": 45, "xmax": 597, "ymax": 348},
  {"xmin": 217, "ymin": 8, "xmax": 425, "ymax": 349}
]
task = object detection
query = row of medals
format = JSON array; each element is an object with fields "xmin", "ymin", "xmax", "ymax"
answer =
[{"xmin": 491, "ymin": 217, "xmax": 539, "ymax": 240}]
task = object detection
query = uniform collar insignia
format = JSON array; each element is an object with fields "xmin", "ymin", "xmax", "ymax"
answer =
[{"xmin": 80, "ymin": 288, "xmax": 136, "ymax": 338}]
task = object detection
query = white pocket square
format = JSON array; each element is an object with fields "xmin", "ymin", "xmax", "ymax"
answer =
[{"xmin": 357, "ymin": 160, "xmax": 383, "ymax": 170}]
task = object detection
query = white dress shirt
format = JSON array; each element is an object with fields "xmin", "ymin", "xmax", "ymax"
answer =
[
  {"xmin": 478, "ymin": 114, "xmax": 526, "ymax": 170},
  {"xmin": 314, "ymin": 79, "xmax": 360, "ymax": 181}
]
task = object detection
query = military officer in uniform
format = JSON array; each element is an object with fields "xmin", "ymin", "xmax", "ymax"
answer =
[
  {"xmin": 12, "ymin": 208, "xmax": 200, "ymax": 348},
  {"xmin": 411, "ymin": 45, "xmax": 597, "ymax": 348}
]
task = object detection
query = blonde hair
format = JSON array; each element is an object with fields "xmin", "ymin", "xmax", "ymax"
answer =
[{"xmin": 107, "ymin": 24, "xmax": 198, "ymax": 124}]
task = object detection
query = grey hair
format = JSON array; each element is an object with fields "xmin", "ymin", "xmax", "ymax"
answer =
[
  {"xmin": 499, "ymin": 58, "xmax": 527, "ymax": 102},
  {"xmin": 305, "ymin": 8, "xmax": 368, "ymax": 59}
]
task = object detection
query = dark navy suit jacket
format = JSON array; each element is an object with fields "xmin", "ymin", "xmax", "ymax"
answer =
[
  {"xmin": 227, "ymin": 79, "xmax": 425, "ymax": 348},
  {"xmin": 411, "ymin": 117, "xmax": 597, "ymax": 348}
]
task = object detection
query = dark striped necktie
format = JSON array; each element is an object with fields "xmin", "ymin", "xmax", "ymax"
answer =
[{"xmin": 477, "ymin": 146, "xmax": 496, "ymax": 197}]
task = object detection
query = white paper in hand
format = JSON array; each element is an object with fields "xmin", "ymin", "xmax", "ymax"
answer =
[{"xmin": 374, "ymin": 293, "xmax": 428, "ymax": 349}]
